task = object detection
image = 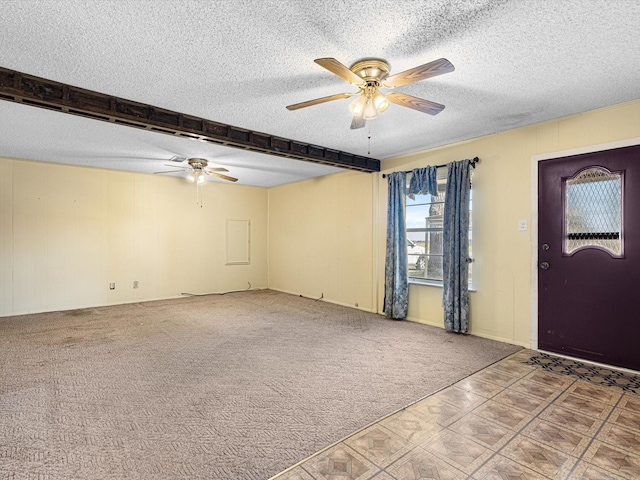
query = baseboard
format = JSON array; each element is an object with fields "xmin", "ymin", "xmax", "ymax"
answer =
[
  {"xmin": 405, "ymin": 314, "xmax": 527, "ymax": 348},
  {"xmin": 267, "ymin": 287, "xmax": 377, "ymax": 313},
  {"xmin": 0, "ymin": 287, "xmax": 268, "ymax": 318}
]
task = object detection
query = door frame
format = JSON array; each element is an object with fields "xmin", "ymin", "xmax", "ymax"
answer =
[{"xmin": 530, "ymin": 136, "xmax": 640, "ymax": 352}]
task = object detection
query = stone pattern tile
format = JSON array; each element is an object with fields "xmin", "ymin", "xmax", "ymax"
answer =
[
  {"xmin": 343, "ymin": 425, "xmax": 411, "ymax": 468},
  {"xmin": 273, "ymin": 350, "xmax": 640, "ymax": 479},
  {"xmin": 301, "ymin": 444, "xmax": 380, "ymax": 480}
]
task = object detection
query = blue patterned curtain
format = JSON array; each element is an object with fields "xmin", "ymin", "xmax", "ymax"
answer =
[
  {"xmin": 442, "ymin": 160, "xmax": 472, "ymax": 333},
  {"xmin": 408, "ymin": 166, "xmax": 438, "ymax": 198},
  {"xmin": 383, "ymin": 172, "xmax": 408, "ymax": 319}
]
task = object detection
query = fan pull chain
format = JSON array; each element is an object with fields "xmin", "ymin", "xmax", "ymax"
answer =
[
  {"xmin": 196, "ymin": 183, "xmax": 203, "ymax": 207},
  {"xmin": 367, "ymin": 124, "xmax": 372, "ymax": 155}
]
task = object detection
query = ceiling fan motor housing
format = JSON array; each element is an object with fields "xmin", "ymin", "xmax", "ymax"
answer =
[
  {"xmin": 350, "ymin": 59, "xmax": 390, "ymax": 84},
  {"xmin": 188, "ymin": 158, "xmax": 208, "ymax": 170}
]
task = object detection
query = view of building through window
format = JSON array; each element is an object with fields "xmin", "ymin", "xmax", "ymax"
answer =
[{"xmin": 406, "ymin": 171, "xmax": 473, "ymax": 285}]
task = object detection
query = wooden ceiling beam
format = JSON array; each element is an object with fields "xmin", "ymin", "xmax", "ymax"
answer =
[{"xmin": 0, "ymin": 67, "xmax": 380, "ymax": 173}]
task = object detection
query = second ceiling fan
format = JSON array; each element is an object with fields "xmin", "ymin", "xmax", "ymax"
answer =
[
  {"xmin": 286, "ymin": 57, "xmax": 454, "ymax": 129},
  {"xmin": 155, "ymin": 156, "xmax": 238, "ymax": 183}
]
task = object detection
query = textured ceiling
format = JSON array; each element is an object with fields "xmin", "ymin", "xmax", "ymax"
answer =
[{"xmin": 0, "ymin": 0, "xmax": 639, "ymax": 187}]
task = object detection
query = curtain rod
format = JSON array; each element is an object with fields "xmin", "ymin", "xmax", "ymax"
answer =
[{"xmin": 381, "ymin": 156, "xmax": 479, "ymax": 178}]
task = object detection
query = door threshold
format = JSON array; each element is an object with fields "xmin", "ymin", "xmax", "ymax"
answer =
[{"xmin": 537, "ymin": 349, "xmax": 640, "ymax": 376}]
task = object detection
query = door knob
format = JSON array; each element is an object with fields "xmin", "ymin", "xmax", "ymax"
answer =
[{"xmin": 540, "ymin": 262, "xmax": 550, "ymax": 270}]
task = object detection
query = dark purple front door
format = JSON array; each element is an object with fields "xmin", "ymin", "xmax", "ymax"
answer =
[{"xmin": 538, "ymin": 144, "xmax": 640, "ymax": 371}]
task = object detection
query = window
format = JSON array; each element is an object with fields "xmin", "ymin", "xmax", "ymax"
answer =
[
  {"xmin": 564, "ymin": 167, "xmax": 622, "ymax": 257},
  {"xmin": 406, "ymin": 167, "xmax": 473, "ymax": 285}
]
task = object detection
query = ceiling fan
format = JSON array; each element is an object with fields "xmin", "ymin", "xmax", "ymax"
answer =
[
  {"xmin": 154, "ymin": 156, "xmax": 238, "ymax": 183},
  {"xmin": 286, "ymin": 57, "xmax": 454, "ymax": 129}
]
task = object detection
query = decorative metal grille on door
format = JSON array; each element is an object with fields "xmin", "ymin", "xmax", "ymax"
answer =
[{"xmin": 564, "ymin": 166, "xmax": 623, "ymax": 257}]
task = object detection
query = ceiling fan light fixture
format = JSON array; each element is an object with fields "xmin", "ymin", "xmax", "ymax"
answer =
[
  {"xmin": 363, "ymin": 99, "xmax": 378, "ymax": 120},
  {"xmin": 373, "ymin": 92, "xmax": 389, "ymax": 113},
  {"xmin": 349, "ymin": 95, "xmax": 367, "ymax": 115},
  {"xmin": 186, "ymin": 169, "xmax": 206, "ymax": 184}
]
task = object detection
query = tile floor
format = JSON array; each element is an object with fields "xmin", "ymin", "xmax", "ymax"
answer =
[{"xmin": 272, "ymin": 349, "xmax": 640, "ymax": 480}]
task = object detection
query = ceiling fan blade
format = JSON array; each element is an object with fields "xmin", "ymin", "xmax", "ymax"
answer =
[
  {"xmin": 163, "ymin": 164, "xmax": 188, "ymax": 169},
  {"xmin": 385, "ymin": 92, "xmax": 445, "ymax": 115},
  {"xmin": 153, "ymin": 169, "xmax": 186, "ymax": 174},
  {"xmin": 286, "ymin": 92, "xmax": 354, "ymax": 111},
  {"xmin": 207, "ymin": 172, "xmax": 238, "ymax": 182},
  {"xmin": 383, "ymin": 58, "xmax": 454, "ymax": 88},
  {"xmin": 204, "ymin": 167, "xmax": 229, "ymax": 173},
  {"xmin": 315, "ymin": 58, "xmax": 364, "ymax": 85},
  {"xmin": 350, "ymin": 112, "xmax": 366, "ymax": 130}
]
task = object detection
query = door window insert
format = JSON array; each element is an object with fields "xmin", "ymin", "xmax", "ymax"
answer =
[{"xmin": 563, "ymin": 166, "xmax": 623, "ymax": 257}]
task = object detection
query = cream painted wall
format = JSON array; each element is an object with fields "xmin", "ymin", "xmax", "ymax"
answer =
[
  {"xmin": 0, "ymin": 158, "xmax": 268, "ymax": 316},
  {"xmin": 268, "ymin": 170, "xmax": 377, "ymax": 311},
  {"xmin": 2, "ymin": 100, "xmax": 639, "ymax": 338},
  {"xmin": 268, "ymin": 99, "xmax": 640, "ymax": 347}
]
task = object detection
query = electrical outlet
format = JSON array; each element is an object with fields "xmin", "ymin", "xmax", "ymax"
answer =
[
  {"xmin": 133, "ymin": 281, "xmax": 139, "ymax": 289},
  {"xmin": 518, "ymin": 219, "xmax": 527, "ymax": 231},
  {"xmin": 109, "ymin": 282, "xmax": 116, "ymax": 290}
]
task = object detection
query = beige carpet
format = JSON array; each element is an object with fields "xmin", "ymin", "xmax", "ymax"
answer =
[{"xmin": 0, "ymin": 290, "xmax": 520, "ymax": 479}]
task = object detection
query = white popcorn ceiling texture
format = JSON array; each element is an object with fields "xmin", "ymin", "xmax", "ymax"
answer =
[{"xmin": 0, "ymin": 0, "xmax": 639, "ymax": 187}]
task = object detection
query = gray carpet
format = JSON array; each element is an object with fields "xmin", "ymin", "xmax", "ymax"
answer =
[{"xmin": 0, "ymin": 290, "xmax": 520, "ymax": 479}]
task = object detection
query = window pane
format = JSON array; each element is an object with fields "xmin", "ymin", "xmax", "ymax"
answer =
[
  {"xmin": 425, "ymin": 255, "xmax": 443, "ymax": 281},
  {"xmin": 409, "ymin": 255, "xmax": 443, "ymax": 281},
  {"xmin": 407, "ymin": 234, "xmax": 426, "ymax": 272},
  {"xmin": 405, "ymin": 168, "xmax": 473, "ymax": 286},
  {"xmin": 426, "ymin": 231, "xmax": 443, "ymax": 255},
  {"xmin": 406, "ymin": 194, "xmax": 433, "ymax": 229}
]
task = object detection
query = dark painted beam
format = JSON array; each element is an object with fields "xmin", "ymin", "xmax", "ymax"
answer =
[{"xmin": 0, "ymin": 67, "xmax": 380, "ymax": 173}]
